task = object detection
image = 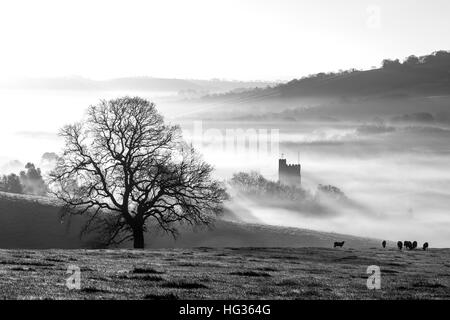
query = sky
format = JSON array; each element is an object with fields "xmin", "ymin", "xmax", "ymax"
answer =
[{"xmin": 0, "ymin": 0, "xmax": 449, "ymax": 81}]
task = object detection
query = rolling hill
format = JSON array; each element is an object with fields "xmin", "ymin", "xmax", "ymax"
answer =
[
  {"xmin": 202, "ymin": 50, "xmax": 450, "ymax": 102},
  {"xmin": 0, "ymin": 192, "xmax": 382, "ymax": 249}
]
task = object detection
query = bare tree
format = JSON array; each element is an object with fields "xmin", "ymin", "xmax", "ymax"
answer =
[{"xmin": 50, "ymin": 97, "xmax": 227, "ymax": 248}]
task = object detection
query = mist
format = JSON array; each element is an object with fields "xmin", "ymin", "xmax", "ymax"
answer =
[
  {"xmin": 181, "ymin": 114, "xmax": 450, "ymax": 247},
  {"xmin": 1, "ymin": 86, "xmax": 450, "ymax": 247}
]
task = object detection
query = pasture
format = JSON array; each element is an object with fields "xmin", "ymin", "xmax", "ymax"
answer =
[{"xmin": 0, "ymin": 247, "xmax": 448, "ymax": 300}]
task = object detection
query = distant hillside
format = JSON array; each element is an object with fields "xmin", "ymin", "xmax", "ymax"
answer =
[
  {"xmin": 2, "ymin": 76, "xmax": 274, "ymax": 95},
  {"xmin": 0, "ymin": 192, "xmax": 382, "ymax": 249},
  {"xmin": 203, "ymin": 50, "xmax": 450, "ymax": 102}
]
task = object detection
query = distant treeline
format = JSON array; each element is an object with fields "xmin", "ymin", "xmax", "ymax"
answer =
[
  {"xmin": 230, "ymin": 171, "xmax": 346, "ymax": 200},
  {"xmin": 0, "ymin": 163, "xmax": 48, "ymax": 196},
  {"xmin": 229, "ymin": 171, "xmax": 348, "ymax": 216}
]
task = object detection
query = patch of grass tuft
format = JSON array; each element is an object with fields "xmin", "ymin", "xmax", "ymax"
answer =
[
  {"xmin": 276, "ymin": 279, "xmax": 299, "ymax": 286},
  {"xmin": 45, "ymin": 257, "xmax": 66, "ymax": 263},
  {"xmin": 81, "ymin": 287, "xmax": 109, "ymax": 293},
  {"xmin": 412, "ymin": 281, "xmax": 446, "ymax": 289},
  {"xmin": 161, "ymin": 281, "xmax": 208, "ymax": 289},
  {"xmin": 138, "ymin": 275, "xmax": 165, "ymax": 282},
  {"xmin": 144, "ymin": 293, "xmax": 179, "ymax": 300},
  {"xmin": 230, "ymin": 271, "xmax": 272, "ymax": 278},
  {"xmin": 259, "ymin": 267, "xmax": 279, "ymax": 272},
  {"xmin": 132, "ymin": 267, "xmax": 165, "ymax": 275},
  {"xmin": 10, "ymin": 267, "xmax": 36, "ymax": 272},
  {"xmin": 177, "ymin": 262, "xmax": 197, "ymax": 267}
]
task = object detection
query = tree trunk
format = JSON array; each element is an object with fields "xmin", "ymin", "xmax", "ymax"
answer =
[{"xmin": 133, "ymin": 227, "xmax": 145, "ymax": 249}]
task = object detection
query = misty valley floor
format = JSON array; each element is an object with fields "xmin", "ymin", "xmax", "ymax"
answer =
[{"xmin": 0, "ymin": 247, "xmax": 448, "ymax": 300}]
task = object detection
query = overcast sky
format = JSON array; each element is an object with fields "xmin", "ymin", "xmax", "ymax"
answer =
[{"xmin": 0, "ymin": 0, "xmax": 449, "ymax": 81}]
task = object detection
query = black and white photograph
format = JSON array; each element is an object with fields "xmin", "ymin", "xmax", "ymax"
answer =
[{"xmin": 0, "ymin": 0, "xmax": 449, "ymax": 308}]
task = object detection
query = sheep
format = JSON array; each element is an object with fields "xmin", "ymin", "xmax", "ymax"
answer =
[
  {"xmin": 423, "ymin": 242, "xmax": 429, "ymax": 251},
  {"xmin": 334, "ymin": 241, "xmax": 345, "ymax": 248}
]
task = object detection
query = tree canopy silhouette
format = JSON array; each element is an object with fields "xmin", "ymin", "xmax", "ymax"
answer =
[
  {"xmin": 0, "ymin": 173, "xmax": 23, "ymax": 194},
  {"xmin": 50, "ymin": 97, "xmax": 227, "ymax": 248},
  {"xmin": 20, "ymin": 163, "xmax": 47, "ymax": 196}
]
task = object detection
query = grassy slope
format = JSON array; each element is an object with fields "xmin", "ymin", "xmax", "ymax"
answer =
[
  {"xmin": 0, "ymin": 192, "xmax": 383, "ymax": 249},
  {"xmin": 144, "ymin": 220, "xmax": 385, "ymax": 249},
  {"xmin": 0, "ymin": 192, "xmax": 447, "ymax": 300},
  {"xmin": 0, "ymin": 192, "xmax": 99, "ymax": 248},
  {"xmin": 0, "ymin": 247, "xmax": 448, "ymax": 300}
]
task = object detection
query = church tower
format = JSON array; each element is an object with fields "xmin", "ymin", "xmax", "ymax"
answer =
[{"xmin": 278, "ymin": 156, "xmax": 301, "ymax": 187}]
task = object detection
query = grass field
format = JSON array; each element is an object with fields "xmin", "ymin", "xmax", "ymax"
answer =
[{"xmin": 0, "ymin": 247, "xmax": 448, "ymax": 300}]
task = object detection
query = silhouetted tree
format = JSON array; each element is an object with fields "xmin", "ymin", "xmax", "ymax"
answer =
[
  {"xmin": 230, "ymin": 171, "xmax": 307, "ymax": 200},
  {"xmin": 1, "ymin": 174, "xmax": 23, "ymax": 194},
  {"xmin": 421, "ymin": 50, "xmax": 450, "ymax": 66},
  {"xmin": 316, "ymin": 184, "xmax": 347, "ymax": 201},
  {"xmin": 41, "ymin": 152, "xmax": 59, "ymax": 163},
  {"xmin": 382, "ymin": 59, "xmax": 402, "ymax": 69},
  {"xmin": 403, "ymin": 55, "xmax": 420, "ymax": 66},
  {"xmin": 50, "ymin": 97, "xmax": 227, "ymax": 248},
  {"xmin": 19, "ymin": 163, "xmax": 47, "ymax": 196}
]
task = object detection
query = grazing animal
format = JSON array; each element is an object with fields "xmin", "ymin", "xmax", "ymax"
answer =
[
  {"xmin": 404, "ymin": 241, "xmax": 412, "ymax": 250},
  {"xmin": 423, "ymin": 242, "xmax": 429, "ymax": 251},
  {"xmin": 334, "ymin": 241, "xmax": 345, "ymax": 248},
  {"xmin": 397, "ymin": 241, "xmax": 403, "ymax": 250},
  {"xmin": 412, "ymin": 241, "xmax": 418, "ymax": 249},
  {"xmin": 382, "ymin": 240, "xmax": 387, "ymax": 248}
]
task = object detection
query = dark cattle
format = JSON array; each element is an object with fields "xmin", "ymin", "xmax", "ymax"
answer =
[
  {"xmin": 382, "ymin": 240, "xmax": 387, "ymax": 248},
  {"xmin": 423, "ymin": 242, "xmax": 429, "ymax": 251},
  {"xmin": 412, "ymin": 241, "xmax": 418, "ymax": 249},
  {"xmin": 397, "ymin": 241, "xmax": 403, "ymax": 250},
  {"xmin": 404, "ymin": 241, "xmax": 412, "ymax": 250},
  {"xmin": 334, "ymin": 241, "xmax": 345, "ymax": 248}
]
